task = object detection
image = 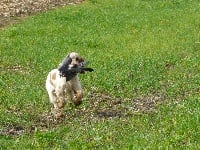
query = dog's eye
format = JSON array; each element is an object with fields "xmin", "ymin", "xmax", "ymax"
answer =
[
  {"xmin": 76, "ymin": 57, "xmax": 79, "ymax": 61},
  {"xmin": 79, "ymin": 57, "xmax": 84, "ymax": 63}
]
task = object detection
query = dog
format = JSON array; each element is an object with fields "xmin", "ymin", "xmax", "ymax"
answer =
[{"xmin": 45, "ymin": 52, "xmax": 85, "ymax": 117}]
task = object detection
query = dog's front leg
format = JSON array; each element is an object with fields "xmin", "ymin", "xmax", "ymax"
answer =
[
  {"xmin": 70, "ymin": 76, "xmax": 83, "ymax": 106},
  {"xmin": 55, "ymin": 83, "xmax": 66, "ymax": 109},
  {"xmin": 73, "ymin": 90, "xmax": 83, "ymax": 106}
]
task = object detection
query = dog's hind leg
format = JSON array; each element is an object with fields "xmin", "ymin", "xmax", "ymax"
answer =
[
  {"xmin": 48, "ymin": 90, "xmax": 58, "ymax": 109},
  {"xmin": 46, "ymin": 72, "xmax": 58, "ymax": 109}
]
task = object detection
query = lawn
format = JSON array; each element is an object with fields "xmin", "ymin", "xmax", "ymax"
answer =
[{"xmin": 0, "ymin": 0, "xmax": 199, "ymax": 149}]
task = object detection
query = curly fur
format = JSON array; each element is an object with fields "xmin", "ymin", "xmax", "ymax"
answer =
[{"xmin": 45, "ymin": 52, "xmax": 84, "ymax": 113}]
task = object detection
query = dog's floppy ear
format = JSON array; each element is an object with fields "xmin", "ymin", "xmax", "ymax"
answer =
[
  {"xmin": 64, "ymin": 55, "xmax": 72, "ymax": 65},
  {"xmin": 78, "ymin": 57, "xmax": 84, "ymax": 63},
  {"xmin": 58, "ymin": 56, "xmax": 72, "ymax": 72}
]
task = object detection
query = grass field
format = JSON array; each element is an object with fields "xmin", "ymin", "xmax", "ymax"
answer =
[{"xmin": 0, "ymin": 0, "xmax": 200, "ymax": 149}]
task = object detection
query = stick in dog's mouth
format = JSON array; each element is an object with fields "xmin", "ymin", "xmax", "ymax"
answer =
[{"xmin": 58, "ymin": 58, "xmax": 94, "ymax": 81}]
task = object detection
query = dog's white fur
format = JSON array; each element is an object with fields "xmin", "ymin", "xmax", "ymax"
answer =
[{"xmin": 45, "ymin": 52, "xmax": 83, "ymax": 111}]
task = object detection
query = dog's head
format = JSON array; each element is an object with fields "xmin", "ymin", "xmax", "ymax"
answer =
[
  {"xmin": 58, "ymin": 52, "xmax": 86, "ymax": 81},
  {"xmin": 67, "ymin": 52, "xmax": 85, "ymax": 68}
]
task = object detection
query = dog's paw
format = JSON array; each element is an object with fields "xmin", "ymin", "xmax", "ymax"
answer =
[
  {"xmin": 57, "ymin": 98, "xmax": 66, "ymax": 109},
  {"xmin": 51, "ymin": 108, "xmax": 65, "ymax": 119},
  {"xmin": 73, "ymin": 99, "xmax": 82, "ymax": 106},
  {"xmin": 55, "ymin": 111, "xmax": 65, "ymax": 119}
]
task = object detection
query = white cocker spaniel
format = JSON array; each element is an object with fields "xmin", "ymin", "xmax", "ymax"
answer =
[{"xmin": 46, "ymin": 52, "xmax": 92, "ymax": 117}]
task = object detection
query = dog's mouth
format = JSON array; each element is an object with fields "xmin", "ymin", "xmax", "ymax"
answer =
[
  {"xmin": 68, "ymin": 60, "xmax": 85, "ymax": 73},
  {"xmin": 70, "ymin": 64, "xmax": 79, "ymax": 68},
  {"xmin": 69, "ymin": 63, "xmax": 82, "ymax": 68}
]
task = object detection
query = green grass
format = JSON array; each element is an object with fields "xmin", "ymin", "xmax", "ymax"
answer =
[{"xmin": 0, "ymin": 0, "xmax": 200, "ymax": 149}]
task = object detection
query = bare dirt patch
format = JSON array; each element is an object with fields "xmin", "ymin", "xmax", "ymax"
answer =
[
  {"xmin": 0, "ymin": 0, "xmax": 84, "ymax": 28},
  {"xmin": 0, "ymin": 91, "xmax": 165, "ymax": 136},
  {"xmin": 0, "ymin": 123, "xmax": 25, "ymax": 136}
]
